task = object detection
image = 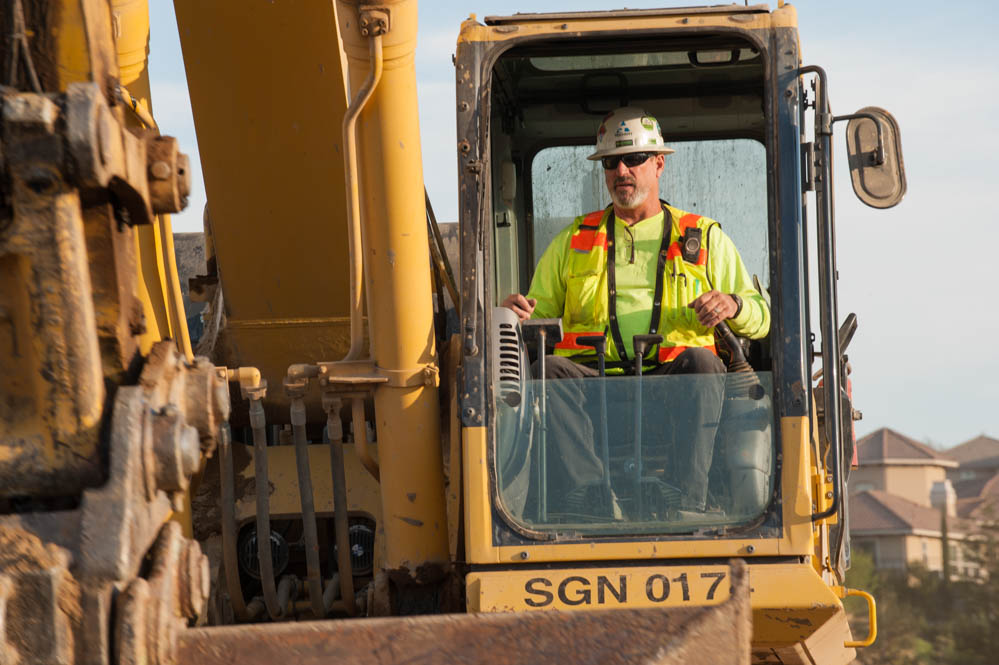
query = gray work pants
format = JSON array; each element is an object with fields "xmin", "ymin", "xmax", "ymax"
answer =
[{"xmin": 533, "ymin": 349, "xmax": 725, "ymax": 512}]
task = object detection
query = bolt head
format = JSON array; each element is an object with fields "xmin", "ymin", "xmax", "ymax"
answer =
[{"xmin": 150, "ymin": 160, "xmax": 172, "ymax": 180}]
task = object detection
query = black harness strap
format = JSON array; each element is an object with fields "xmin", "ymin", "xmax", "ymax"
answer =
[{"xmin": 605, "ymin": 203, "xmax": 673, "ymax": 364}]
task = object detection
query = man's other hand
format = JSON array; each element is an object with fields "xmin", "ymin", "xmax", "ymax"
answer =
[
  {"xmin": 502, "ymin": 294, "xmax": 537, "ymax": 321},
  {"xmin": 689, "ymin": 290, "xmax": 738, "ymax": 328}
]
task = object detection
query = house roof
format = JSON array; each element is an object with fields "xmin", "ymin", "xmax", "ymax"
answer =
[
  {"xmin": 945, "ymin": 435, "xmax": 999, "ymax": 465},
  {"xmin": 953, "ymin": 475, "xmax": 994, "ymax": 500},
  {"xmin": 956, "ymin": 474, "xmax": 999, "ymax": 519},
  {"xmin": 856, "ymin": 428, "xmax": 957, "ymax": 467},
  {"xmin": 850, "ymin": 490, "xmax": 969, "ymax": 534}
]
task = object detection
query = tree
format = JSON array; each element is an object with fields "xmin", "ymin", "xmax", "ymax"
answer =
[{"xmin": 846, "ymin": 510, "xmax": 999, "ymax": 665}]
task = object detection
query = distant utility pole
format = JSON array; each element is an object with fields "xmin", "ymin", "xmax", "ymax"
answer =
[{"xmin": 941, "ymin": 501, "xmax": 951, "ymax": 583}]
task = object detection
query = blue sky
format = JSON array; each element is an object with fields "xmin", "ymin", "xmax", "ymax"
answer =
[{"xmin": 149, "ymin": 1, "xmax": 998, "ymax": 448}]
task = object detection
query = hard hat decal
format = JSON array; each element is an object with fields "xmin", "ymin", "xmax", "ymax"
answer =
[
  {"xmin": 587, "ymin": 107, "xmax": 675, "ymax": 160},
  {"xmin": 614, "ymin": 122, "xmax": 632, "ymax": 137}
]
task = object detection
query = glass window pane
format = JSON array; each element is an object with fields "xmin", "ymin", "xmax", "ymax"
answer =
[
  {"xmin": 495, "ymin": 371, "xmax": 775, "ymax": 535},
  {"xmin": 531, "ymin": 140, "xmax": 768, "ymax": 282},
  {"xmin": 530, "ymin": 49, "xmax": 759, "ymax": 71}
]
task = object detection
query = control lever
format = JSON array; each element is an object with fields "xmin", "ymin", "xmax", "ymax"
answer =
[
  {"xmin": 576, "ymin": 334, "xmax": 611, "ymax": 504},
  {"xmin": 715, "ymin": 321, "xmax": 764, "ymax": 400},
  {"xmin": 631, "ymin": 334, "xmax": 663, "ymax": 519},
  {"xmin": 520, "ymin": 318, "xmax": 563, "ymax": 522}
]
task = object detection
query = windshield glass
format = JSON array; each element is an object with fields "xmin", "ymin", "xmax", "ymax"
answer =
[
  {"xmin": 532, "ymin": 141, "xmax": 768, "ymax": 279},
  {"xmin": 488, "ymin": 42, "xmax": 773, "ymax": 537},
  {"xmin": 495, "ymin": 140, "xmax": 773, "ymax": 536},
  {"xmin": 495, "ymin": 369, "xmax": 775, "ymax": 534}
]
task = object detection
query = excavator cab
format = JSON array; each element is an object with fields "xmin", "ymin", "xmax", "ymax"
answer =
[
  {"xmin": 481, "ymin": 26, "xmax": 774, "ymax": 533},
  {"xmin": 0, "ymin": 2, "xmax": 903, "ymax": 664},
  {"xmin": 455, "ymin": 6, "xmax": 901, "ymax": 663},
  {"xmin": 465, "ymin": 11, "xmax": 776, "ymax": 539}
]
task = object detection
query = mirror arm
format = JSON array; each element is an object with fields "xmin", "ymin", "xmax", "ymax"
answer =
[{"xmin": 833, "ymin": 112, "xmax": 886, "ymax": 165}]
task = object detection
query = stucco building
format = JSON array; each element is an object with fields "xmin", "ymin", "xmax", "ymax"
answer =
[{"xmin": 848, "ymin": 428, "xmax": 971, "ymax": 574}]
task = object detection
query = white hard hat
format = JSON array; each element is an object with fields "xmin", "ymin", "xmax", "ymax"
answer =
[{"xmin": 587, "ymin": 107, "xmax": 675, "ymax": 160}]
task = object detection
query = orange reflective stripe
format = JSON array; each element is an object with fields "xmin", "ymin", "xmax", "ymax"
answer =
[
  {"xmin": 570, "ymin": 230, "xmax": 607, "ymax": 252},
  {"xmin": 555, "ymin": 331, "xmax": 604, "ymax": 351},
  {"xmin": 677, "ymin": 213, "xmax": 701, "ymax": 233},
  {"xmin": 665, "ymin": 214, "xmax": 706, "ymax": 265},
  {"xmin": 657, "ymin": 343, "xmax": 717, "ymax": 363},
  {"xmin": 571, "ymin": 210, "xmax": 609, "ymax": 252}
]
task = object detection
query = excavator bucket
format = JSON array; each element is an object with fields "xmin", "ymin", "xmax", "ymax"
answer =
[{"xmin": 178, "ymin": 563, "xmax": 750, "ymax": 665}]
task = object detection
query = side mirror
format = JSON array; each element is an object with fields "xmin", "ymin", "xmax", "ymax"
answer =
[{"xmin": 843, "ymin": 106, "xmax": 906, "ymax": 209}]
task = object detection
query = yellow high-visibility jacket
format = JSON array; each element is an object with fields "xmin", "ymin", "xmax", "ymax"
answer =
[{"xmin": 527, "ymin": 203, "xmax": 769, "ymax": 366}]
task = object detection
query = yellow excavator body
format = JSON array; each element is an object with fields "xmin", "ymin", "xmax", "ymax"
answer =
[{"xmin": 0, "ymin": 1, "xmax": 903, "ymax": 663}]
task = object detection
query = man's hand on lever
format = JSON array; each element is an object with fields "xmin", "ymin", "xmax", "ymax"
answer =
[
  {"xmin": 689, "ymin": 290, "xmax": 738, "ymax": 328},
  {"xmin": 502, "ymin": 293, "xmax": 537, "ymax": 322}
]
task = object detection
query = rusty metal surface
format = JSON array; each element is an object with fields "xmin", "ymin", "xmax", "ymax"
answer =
[
  {"xmin": 83, "ymin": 201, "xmax": 146, "ymax": 377},
  {"xmin": 0, "ymin": 90, "xmax": 106, "ymax": 497},
  {"xmin": 3, "ymin": 0, "xmax": 119, "ymax": 93},
  {"xmin": 147, "ymin": 135, "xmax": 192, "ymax": 214},
  {"xmin": 0, "ymin": 342, "xmax": 229, "ymax": 665},
  {"xmin": 179, "ymin": 563, "xmax": 750, "ymax": 665},
  {"xmin": 116, "ymin": 521, "xmax": 210, "ymax": 665},
  {"xmin": 0, "ymin": 82, "xmax": 195, "ymax": 497}
]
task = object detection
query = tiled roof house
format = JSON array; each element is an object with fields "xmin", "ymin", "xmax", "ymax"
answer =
[
  {"xmin": 850, "ymin": 428, "xmax": 957, "ymax": 507},
  {"xmin": 944, "ymin": 435, "xmax": 999, "ymax": 517},
  {"xmin": 848, "ymin": 429, "xmax": 975, "ymax": 574}
]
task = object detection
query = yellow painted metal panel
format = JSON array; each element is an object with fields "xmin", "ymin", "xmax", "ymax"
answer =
[
  {"xmin": 458, "ymin": 7, "xmax": 792, "ymax": 46},
  {"xmin": 464, "ymin": 417, "xmax": 815, "ymax": 564},
  {"xmin": 173, "ymin": 0, "xmax": 354, "ymax": 406},
  {"xmin": 468, "ymin": 564, "xmax": 731, "ymax": 613},
  {"xmin": 233, "ymin": 443, "xmax": 383, "ymax": 520},
  {"xmin": 113, "ymin": 0, "xmax": 193, "ymax": 358},
  {"xmin": 463, "ymin": 426, "xmax": 497, "ymax": 564},
  {"xmin": 468, "ymin": 561, "xmax": 854, "ymax": 662},
  {"xmin": 336, "ymin": 0, "xmax": 451, "ymax": 574},
  {"xmin": 780, "ymin": 416, "xmax": 815, "ymax": 554}
]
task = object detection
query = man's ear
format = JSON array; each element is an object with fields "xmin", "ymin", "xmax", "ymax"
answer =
[{"xmin": 655, "ymin": 154, "xmax": 666, "ymax": 176}]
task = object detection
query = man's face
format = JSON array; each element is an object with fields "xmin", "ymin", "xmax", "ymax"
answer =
[{"xmin": 603, "ymin": 153, "xmax": 665, "ymax": 210}]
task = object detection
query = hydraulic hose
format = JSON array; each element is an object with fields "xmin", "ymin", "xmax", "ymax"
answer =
[
  {"xmin": 325, "ymin": 398, "xmax": 356, "ymax": 615},
  {"xmin": 218, "ymin": 424, "xmax": 249, "ymax": 620},
  {"xmin": 250, "ymin": 398, "xmax": 282, "ymax": 619},
  {"xmin": 290, "ymin": 397, "xmax": 326, "ymax": 618}
]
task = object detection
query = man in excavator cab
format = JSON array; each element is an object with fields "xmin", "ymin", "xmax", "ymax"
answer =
[{"xmin": 502, "ymin": 106, "xmax": 770, "ymax": 522}]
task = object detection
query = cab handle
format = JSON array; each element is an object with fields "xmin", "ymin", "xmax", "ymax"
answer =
[{"xmin": 842, "ymin": 588, "xmax": 877, "ymax": 648}]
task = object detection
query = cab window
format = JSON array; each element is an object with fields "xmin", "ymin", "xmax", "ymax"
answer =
[{"xmin": 488, "ymin": 36, "xmax": 775, "ymax": 536}]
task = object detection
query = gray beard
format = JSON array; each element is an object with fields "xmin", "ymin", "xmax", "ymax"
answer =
[{"xmin": 611, "ymin": 182, "xmax": 649, "ymax": 209}]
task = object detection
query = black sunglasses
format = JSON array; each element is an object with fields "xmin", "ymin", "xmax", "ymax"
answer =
[{"xmin": 601, "ymin": 152, "xmax": 654, "ymax": 170}]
